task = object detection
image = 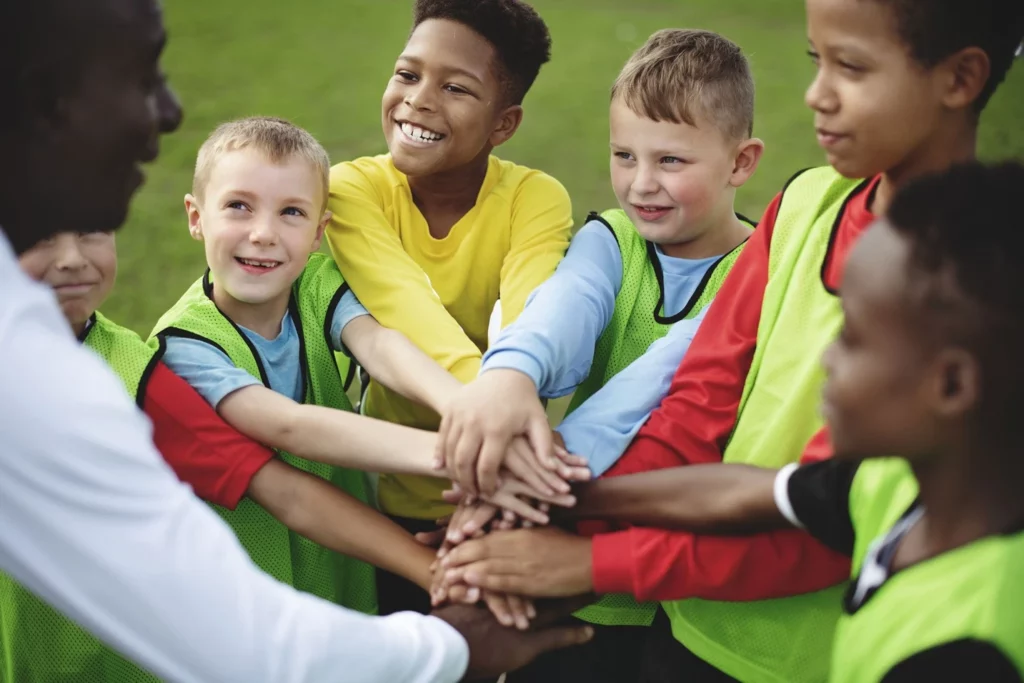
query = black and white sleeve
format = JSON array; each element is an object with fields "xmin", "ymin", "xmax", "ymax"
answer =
[{"xmin": 773, "ymin": 460, "xmax": 860, "ymax": 557}]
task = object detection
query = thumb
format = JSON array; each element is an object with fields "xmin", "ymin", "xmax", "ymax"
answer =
[{"xmin": 522, "ymin": 623, "xmax": 594, "ymax": 658}]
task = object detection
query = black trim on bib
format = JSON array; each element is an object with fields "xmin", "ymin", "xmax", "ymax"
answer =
[
  {"xmin": 197, "ymin": 269, "xmax": 272, "ymax": 388},
  {"xmin": 324, "ymin": 281, "xmax": 358, "ymax": 392},
  {"xmin": 819, "ymin": 178, "xmax": 872, "ymax": 296},
  {"xmin": 77, "ymin": 313, "xmax": 97, "ymax": 343},
  {"xmin": 648, "ymin": 214, "xmax": 755, "ymax": 324},
  {"xmin": 135, "ymin": 335, "xmax": 167, "ymax": 410},
  {"xmin": 586, "ymin": 211, "xmax": 621, "ymax": 248},
  {"xmin": 288, "ymin": 293, "xmax": 311, "ymax": 404}
]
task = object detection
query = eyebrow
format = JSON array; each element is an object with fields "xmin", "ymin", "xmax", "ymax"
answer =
[{"xmin": 396, "ymin": 55, "xmax": 486, "ymax": 86}]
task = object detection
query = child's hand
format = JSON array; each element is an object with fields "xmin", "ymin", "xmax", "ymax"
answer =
[
  {"xmin": 413, "ymin": 514, "xmax": 451, "ymax": 549},
  {"xmin": 439, "ymin": 526, "xmax": 594, "ymax": 598},
  {"xmin": 482, "ymin": 590, "xmax": 536, "ymax": 631},
  {"xmin": 435, "ymin": 369, "xmax": 557, "ymax": 497}
]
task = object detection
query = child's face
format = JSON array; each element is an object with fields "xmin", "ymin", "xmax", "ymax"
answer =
[
  {"xmin": 18, "ymin": 231, "xmax": 117, "ymax": 333},
  {"xmin": 821, "ymin": 221, "xmax": 945, "ymax": 460},
  {"xmin": 805, "ymin": 0, "xmax": 950, "ymax": 180},
  {"xmin": 381, "ymin": 19, "xmax": 516, "ymax": 178},
  {"xmin": 186, "ymin": 148, "xmax": 327, "ymax": 313},
  {"xmin": 609, "ymin": 98, "xmax": 752, "ymax": 259}
]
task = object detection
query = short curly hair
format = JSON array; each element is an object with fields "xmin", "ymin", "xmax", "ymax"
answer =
[
  {"xmin": 412, "ymin": 0, "xmax": 552, "ymax": 105},
  {"xmin": 611, "ymin": 29, "xmax": 755, "ymax": 140},
  {"xmin": 870, "ymin": 0, "xmax": 1024, "ymax": 112},
  {"xmin": 888, "ymin": 161, "xmax": 1024, "ymax": 429}
]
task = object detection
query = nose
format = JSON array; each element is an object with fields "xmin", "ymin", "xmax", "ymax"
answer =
[
  {"xmin": 54, "ymin": 235, "xmax": 88, "ymax": 271},
  {"xmin": 248, "ymin": 217, "xmax": 278, "ymax": 246},
  {"xmin": 805, "ymin": 68, "xmax": 838, "ymax": 115},
  {"xmin": 631, "ymin": 162, "xmax": 660, "ymax": 196},
  {"xmin": 404, "ymin": 82, "xmax": 437, "ymax": 113},
  {"xmin": 156, "ymin": 78, "xmax": 184, "ymax": 135}
]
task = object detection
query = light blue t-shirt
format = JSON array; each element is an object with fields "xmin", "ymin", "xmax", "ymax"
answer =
[
  {"xmin": 482, "ymin": 219, "xmax": 739, "ymax": 475},
  {"xmin": 163, "ymin": 288, "xmax": 368, "ymax": 407}
]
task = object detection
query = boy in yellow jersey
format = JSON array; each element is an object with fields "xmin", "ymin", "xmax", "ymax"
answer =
[{"xmin": 326, "ymin": 0, "xmax": 572, "ymax": 614}]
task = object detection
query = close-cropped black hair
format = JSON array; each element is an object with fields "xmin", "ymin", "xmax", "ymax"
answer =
[
  {"xmin": 412, "ymin": 0, "xmax": 552, "ymax": 105},
  {"xmin": 870, "ymin": 0, "xmax": 1024, "ymax": 111},
  {"xmin": 888, "ymin": 160, "xmax": 1024, "ymax": 429}
]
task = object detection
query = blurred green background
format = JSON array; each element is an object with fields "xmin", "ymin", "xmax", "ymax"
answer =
[{"xmin": 109, "ymin": 0, "xmax": 1024, "ymax": 333}]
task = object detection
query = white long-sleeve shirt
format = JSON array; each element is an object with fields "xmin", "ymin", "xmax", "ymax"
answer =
[{"xmin": 0, "ymin": 231, "xmax": 469, "ymax": 683}]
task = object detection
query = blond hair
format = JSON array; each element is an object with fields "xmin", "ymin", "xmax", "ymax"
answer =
[
  {"xmin": 192, "ymin": 116, "xmax": 331, "ymax": 211},
  {"xmin": 611, "ymin": 29, "xmax": 755, "ymax": 140}
]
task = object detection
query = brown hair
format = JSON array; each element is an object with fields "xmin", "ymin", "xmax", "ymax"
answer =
[
  {"xmin": 611, "ymin": 29, "xmax": 755, "ymax": 140},
  {"xmin": 193, "ymin": 116, "xmax": 330, "ymax": 211}
]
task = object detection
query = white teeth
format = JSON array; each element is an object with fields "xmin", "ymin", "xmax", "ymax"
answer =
[
  {"xmin": 400, "ymin": 122, "xmax": 444, "ymax": 142},
  {"xmin": 238, "ymin": 258, "xmax": 278, "ymax": 268}
]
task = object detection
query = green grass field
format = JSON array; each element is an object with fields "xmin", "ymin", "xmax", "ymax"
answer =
[{"xmin": 107, "ymin": 0, "xmax": 1024, "ymax": 334}]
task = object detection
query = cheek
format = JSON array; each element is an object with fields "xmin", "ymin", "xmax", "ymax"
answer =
[
  {"xmin": 662, "ymin": 170, "xmax": 715, "ymax": 212},
  {"xmin": 609, "ymin": 166, "xmax": 632, "ymax": 202}
]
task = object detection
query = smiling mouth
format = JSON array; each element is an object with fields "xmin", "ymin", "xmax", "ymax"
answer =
[
  {"xmin": 235, "ymin": 257, "xmax": 282, "ymax": 272},
  {"xmin": 397, "ymin": 121, "xmax": 446, "ymax": 144},
  {"xmin": 633, "ymin": 205, "xmax": 672, "ymax": 219}
]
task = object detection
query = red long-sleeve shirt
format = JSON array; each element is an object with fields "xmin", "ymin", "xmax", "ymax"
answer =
[
  {"xmin": 143, "ymin": 361, "xmax": 273, "ymax": 508},
  {"xmin": 591, "ymin": 175, "xmax": 880, "ymax": 602}
]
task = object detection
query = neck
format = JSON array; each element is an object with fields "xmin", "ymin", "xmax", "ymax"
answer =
[
  {"xmin": 912, "ymin": 439, "xmax": 1024, "ymax": 553},
  {"xmin": 72, "ymin": 319, "xmax": 88, "ymax": 338},
  {"xmin": 872, "ymin": 121, "xmax": 977, "ymax": 216},
  {"xmin": 406, "ymin": 149, "xmax": 490, "ymax": 215},
  {"xmin": 211, "ymin": 285, "xmax": 290, "ymax": 340}
]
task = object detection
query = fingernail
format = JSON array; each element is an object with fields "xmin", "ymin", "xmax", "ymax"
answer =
[
  {"xmin": 466, "ymin": 587, "xmax": 479, "ymax": 602},
  {"xmin": 527, "ymin": 603, "xmax": 537, "ymax": 619},
  {"xmin": 583, "ymin": 627, "xmax": 595, "ymax": 640},
  {"xmin": 440, "ymin": 557, "xmax": 450, "ymax": 568}
]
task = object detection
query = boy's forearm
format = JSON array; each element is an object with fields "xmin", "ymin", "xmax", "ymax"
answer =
[
  {"xmin": 558, "ymin": 463, "xmax": 786, "ymax": 533},
  {"xmin": 287, "ymin": 405, "xmax": 443, "ymax": 477},
  {"xmin": 248, "ymin": 461, "xmax": 435, "ymax": 590},
  {"xmin": 373, "ymin": 327, "xmax": 463, "ymax": 415}
]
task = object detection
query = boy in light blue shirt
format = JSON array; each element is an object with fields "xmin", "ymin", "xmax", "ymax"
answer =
[{"xmin": 437, "ymin": 28, "xmax": 764, "ymax": 682}]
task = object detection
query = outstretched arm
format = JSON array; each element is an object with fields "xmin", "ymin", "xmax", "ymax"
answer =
[{"xmin": 248, "ymin": 459, "xmax": 436, "ymax": 590}]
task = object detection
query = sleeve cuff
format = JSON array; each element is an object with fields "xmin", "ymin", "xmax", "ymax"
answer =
[
  {"xmin": 774, "ymin": 463, "xmax": 805, "ymax": 529},
  {"xmin": 590, "ymin": 531, "xmax": 637, "ymax": 596},
  {"xmin": 215, "ymin": 451, "xmax": 275, "ymax": 510},
  {"xmin": 479, "ymin": 350, "xmax": 544, "ymax": 389}
]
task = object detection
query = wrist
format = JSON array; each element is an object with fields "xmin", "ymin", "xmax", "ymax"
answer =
[{"xmin": 480, "ymin": 356, "xmax": 542, "ymax": 392}]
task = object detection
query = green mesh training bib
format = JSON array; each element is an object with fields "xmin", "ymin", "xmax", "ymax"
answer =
[
  {"xmin": 0, "ymin": 312, "xmax": 164, "ymax": 682},
  {"xmin": 832, "ymin": 458, "xmax": 1024, "ymax": 681},
  {"xmin": 662, "ymin": 167, "xmax": 868, "ymax": 682},
  {"xmin": 569, "ymin": 208, "xmax": 747, "ymax": 627},
  {"xmin": 152, "ymin": 252, "xmax": 376, "ymax": 614}
]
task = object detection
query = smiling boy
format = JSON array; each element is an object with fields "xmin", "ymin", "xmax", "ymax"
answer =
[{"xmin": 326, "ymin": 0, "xmax": 572, "ymax": 615}]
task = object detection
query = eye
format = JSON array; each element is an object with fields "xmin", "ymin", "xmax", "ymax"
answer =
[
  {"xmin": 227, "ymin": 201, "xmax": 249, "ymax": 211},
  {"xmin": 282, "ymin": 207, "xmax": 306, "ymax": 217},
  {"xmin": 395, "ymin": 70, "xmax": 418, "ymax": 83},
  {"xmin": 612, "ymin": 151, "xmax": 635, "ymax": 162},
  {"xmin": 806, "ymin": 49, "xmax": 821, "ymax": 66},
  {"xmin": 838, "ymin": 60, "xmax": 864, "ymax": 73},
  {"xmin": 661, "ymin": 156, "xmax": 686, "ymax": 165},
  {"xmin": 444, "ymin": 84, "xmax": 471, "ymax": 95}
]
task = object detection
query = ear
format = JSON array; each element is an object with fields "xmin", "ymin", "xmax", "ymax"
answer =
[
  {"xmin": 729, "ymin": 138, "xmax": 765, "ymax": 188},
  {"xmin": 938, "ymin": 46, "xmax": 990, "ymax": 111},
  {"xmin": 489, "ymin": 104, "xmax": 524, "ymax": 148},
  {"xmin": 928, "ymin": 348, "xmax": 980, "ymax": 419},
  {"xmin": 184, "ymin": 194, "xmax": 204, "ymax": 242},
  {"xmin": 311, "ymin": 210, "xmax": 330, "ymax": 252}
]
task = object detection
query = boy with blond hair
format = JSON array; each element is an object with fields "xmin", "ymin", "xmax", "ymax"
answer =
[
  {"xmin": 153, "ymin": 116, "xmax": 569, "ymax": 615},
  {"xmin": 437, "ymin": 28, "xmax": 763, "ymax": 682}
]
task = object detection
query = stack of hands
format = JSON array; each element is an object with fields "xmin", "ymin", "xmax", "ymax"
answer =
[{"xmin": 425, "ymin": 369, "xmax": 600, "ymax": 630}]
